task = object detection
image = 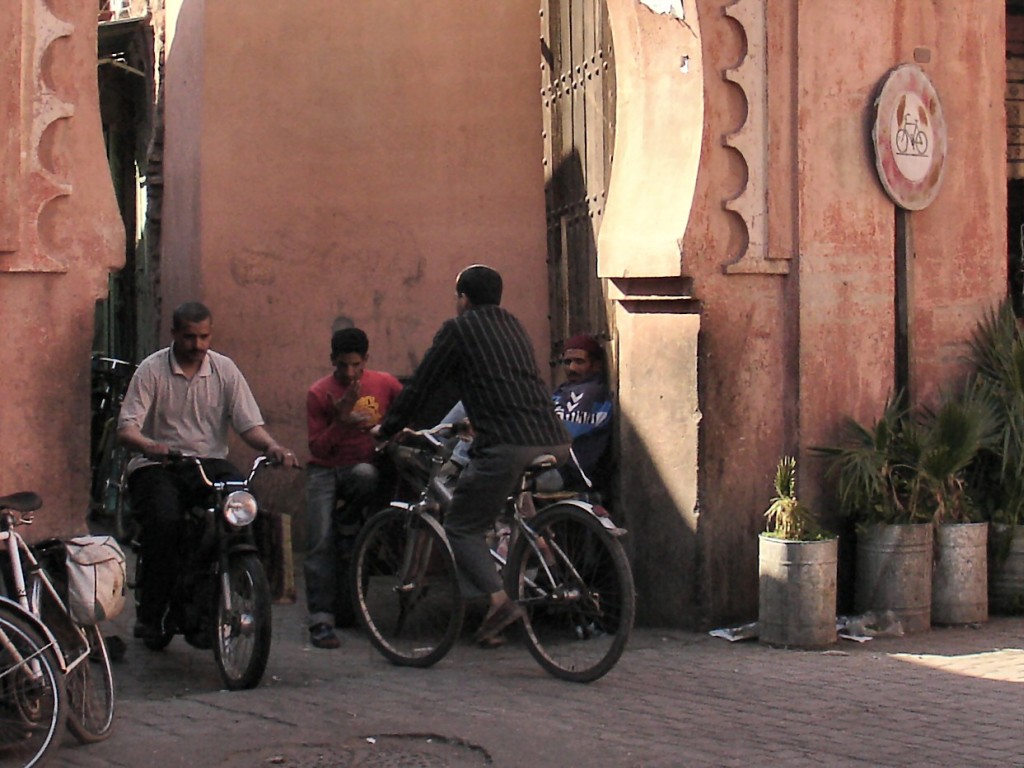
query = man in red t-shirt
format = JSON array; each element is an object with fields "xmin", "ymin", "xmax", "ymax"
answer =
[{"xmin": 304, "ymin": 328, "xmax": 402, "ymax": 648}]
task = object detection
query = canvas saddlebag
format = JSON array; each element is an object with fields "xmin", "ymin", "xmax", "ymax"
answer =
[{"xmin": 64, "ymin": 535, "xmax": 127, "ymax": 624}]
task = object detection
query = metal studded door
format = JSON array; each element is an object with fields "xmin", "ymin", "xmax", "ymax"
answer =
[{"xmin": 541, "ymin": 0, "xmax": 615, "ymax": 365}]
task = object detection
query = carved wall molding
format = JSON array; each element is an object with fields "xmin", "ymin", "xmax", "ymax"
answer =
[
  {"xmin": 722, "ymin": 0, "xmax": 787, "ymax": 275},
  {"xmin": 2, "ymin": 0, "xmax": 75, "ymax": 273}
]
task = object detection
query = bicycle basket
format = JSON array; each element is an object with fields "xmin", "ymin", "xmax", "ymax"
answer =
[{"xmin": 65, "ymin": 535, "xmax": 127, "ymax": 624}]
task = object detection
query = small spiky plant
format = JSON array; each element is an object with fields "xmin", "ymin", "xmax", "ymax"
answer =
[{"xmin": 764, "ymin": 457, "xmax": 821, "ymax": 541}]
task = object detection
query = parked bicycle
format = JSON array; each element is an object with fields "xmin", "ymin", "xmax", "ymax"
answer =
[
  {"xmin": 351, "ymin": 425, "xmax": 635, "ymax": 683},
  {"xmin": 0, "ymin": 596, "xmax": 66, "ymax": 767},
  {"xmin": 0, "ymin": 490, "xmax": 119, "ymax": 754},
  {"xmin": 89, "ymin": 355, "xmax": 136, "ymax": 542}
]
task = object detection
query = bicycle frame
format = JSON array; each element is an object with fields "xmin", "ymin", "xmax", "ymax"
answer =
[
  {"xmin": 0, "ymin": 516, "xmax": 87, "ymax": 676},
  {"xmin": 387, "ymin": 428, "xmax": 625, "ymax": 593},
  {"xmin": 0, "ymin": 596, "xmax": 62, "ymax": 683}
]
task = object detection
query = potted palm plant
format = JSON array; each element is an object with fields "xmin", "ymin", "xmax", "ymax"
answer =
[
  {"xmin": 966, "ymin": 301, "xmax": 1024, "ymax": 614},
  {"xmin": 912, "ymin": 383, "xmax": 994, "ymax": 625},
  {"xmin": 816, "ymin": 397, "xmax": 934, "ymax": 633},
  {"xmin": 758, "ymin": 457, "xmax": 838, "ymax": 648}
]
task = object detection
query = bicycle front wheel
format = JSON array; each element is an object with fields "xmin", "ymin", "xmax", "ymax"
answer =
[
  {"xmin": 65, "ymin": 625, "xmax": 114, "ymax": 743},
  {"xmin": 352, "ymin": 506, "xmax": 463, "ymax": 667},
  {"xmin": 0, "ymin": 610, "xmax": 67, "ymax": 767},
  {"xmin": 506, "ymin": 503, "xmax": 635, "ymax": 683}
]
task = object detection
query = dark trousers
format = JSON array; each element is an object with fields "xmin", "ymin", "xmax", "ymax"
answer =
[
  {"xmin": 128, "ymin": 459, "xmax": 240, "ymax": 626},
  {"xmin": 445, "ymin": 442, "xmax": 570, "ymax": 597}
]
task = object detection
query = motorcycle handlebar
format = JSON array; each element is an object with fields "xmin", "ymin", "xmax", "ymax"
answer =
[{"xmin": 162, "ymin": 452, "xmax": 278, "ymax": 488}]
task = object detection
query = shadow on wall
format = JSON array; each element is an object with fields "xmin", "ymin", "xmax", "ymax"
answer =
[
  {"xmin": 616, "ymin": 410, "xmax": 702, "ymax": 629},
  {"xmin": 547, "ymin": 143, "xmax": 703, "ymax": 629}
]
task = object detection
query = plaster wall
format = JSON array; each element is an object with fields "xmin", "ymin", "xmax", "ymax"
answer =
[
  {"xmin": 152, "ymin": 0, "xmax": 1008, "ymax": 627},
  {"xmin": 161, "ymin": 0, "xmax": 205, "ymax": 315},
  {"xmin": 160, "ymin": 2, "xmax": 549, "ymax": 516},
  {"xmin": 0, "ymin": 1, "xmax": 124, "ymax": 538},
  {"xmin": 678, "ymin": 0, "xmax": 1006, "ymax": 624},
  {"xmin": 595, "ymin": 0, "xmax": 1006, "ymax": 627}
]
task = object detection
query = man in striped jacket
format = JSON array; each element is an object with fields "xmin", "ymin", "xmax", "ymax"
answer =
[{"xmin": 376, "ymin": 265, "xmax": 570, "ymax": 647}]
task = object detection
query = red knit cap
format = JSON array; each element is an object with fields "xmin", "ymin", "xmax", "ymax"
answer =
[{"xmin": 563, "ymin": 334, "xmax": 603, "ymax": 360}]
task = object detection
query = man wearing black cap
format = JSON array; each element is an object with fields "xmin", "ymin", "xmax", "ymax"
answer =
[{"xmin": 304, "ymin": 327, "xmax": 402, "ymax": 648}]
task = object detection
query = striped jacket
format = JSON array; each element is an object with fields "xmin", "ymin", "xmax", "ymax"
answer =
[{"xmin": 380, "ymin": 305, "xmax": 569, "ymax": 450}]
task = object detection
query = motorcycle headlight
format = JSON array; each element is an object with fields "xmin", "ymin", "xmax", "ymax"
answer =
[{"xmin": 223, "ymin": 491, "xmax": 258, "ymax": 527}]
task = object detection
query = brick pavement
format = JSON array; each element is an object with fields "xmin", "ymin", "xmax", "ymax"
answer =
[{"xmin": 49, "ymin": 591, "xmax": 1024, "ymax": 768}]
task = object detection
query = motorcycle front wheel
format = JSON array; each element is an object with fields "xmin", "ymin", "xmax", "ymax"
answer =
[{"xmin": 213, "ymin": 553, "xmax": 271, "ymax": 690}]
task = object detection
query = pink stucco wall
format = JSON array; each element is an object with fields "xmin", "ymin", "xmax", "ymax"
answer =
[
  {"xmin": 1, "ymin": 3, "xmax": 124, "ymax": 538},
  {"xmin": 684, "ymin": 1, "xmax": 1006, "ymax": 623},
  {"xmin": 153, "ymin": 0, "xmax": 1009, "ymax": 627},
  {"xmin": 160, "ymin": 3, "xmax": 550, "ymax": 486}
]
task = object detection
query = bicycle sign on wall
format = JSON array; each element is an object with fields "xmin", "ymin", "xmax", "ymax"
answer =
[{"xmin": 872, "ymin": 63, "xmax": 947, "ymax": 211}]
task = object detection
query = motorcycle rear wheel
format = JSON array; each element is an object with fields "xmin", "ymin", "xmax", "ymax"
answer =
[{"xmin": 213, "ymin": 553, "xmax": 271, "ymax": 690}]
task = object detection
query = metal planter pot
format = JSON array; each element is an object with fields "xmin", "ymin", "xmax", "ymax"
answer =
[
  {"xmin": 758, "ymin": 534, "xmax": 838, "ymax": 648},
  {"xmin": 854, "ymin": 523, "xmax": 932, "ymax": 633},
  {"xmin": 989, "ymin": 523, "xmax": 1024, "ymax": 615},
  {"xmin": 932, "ymin": 522, "xmax": 988, "ymax": 625}
]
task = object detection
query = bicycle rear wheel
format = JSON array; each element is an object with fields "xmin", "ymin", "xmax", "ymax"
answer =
[
  {"xmin": 107, "ymin": 445, "xmax": 134, "ymax": 543},
  {"xmin": 65, "ymin": 625, "xmax": 114, "ymax": 743},
  {"xmin": 352, "ymin": 506, "xmax": 462, "ymax": 667},
  {"xmin": 0, "ymin": 610, "xmax": 67, "ymax": 767},
  {"xmin": 506, "ymin": 503, "xmax": 635, "ymax": 683}
]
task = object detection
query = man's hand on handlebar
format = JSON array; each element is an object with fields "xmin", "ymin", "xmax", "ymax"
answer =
[
  {"xmin": 266, "ymin": 444, "xmax": 301, "ymax": 468},
  {"xmin": 142, "ymin": 441, "xmax": 171, "ymax": 462},
  {"xmin": 369, "ymin": 424, "xmax": 388, "ymax": 450}
]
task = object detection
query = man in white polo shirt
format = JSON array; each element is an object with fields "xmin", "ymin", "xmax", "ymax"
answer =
[{"xmin": 117, "ymin": 301, "xmax": 298, "ymax": 640}]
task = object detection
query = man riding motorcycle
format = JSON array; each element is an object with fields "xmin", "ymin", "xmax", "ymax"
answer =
[{"xmin": 117, "ymin": 301, "xmax": 298, "ymax": 640}]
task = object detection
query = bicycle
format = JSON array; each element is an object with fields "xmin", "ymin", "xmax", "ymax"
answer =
[
  {"xmin": 0, "ymin": 492, "xmax": 116, "ymax": 746},
  {"xmin": 89, "ymin": 355, "xmax": 136, "ymax": 542},
  {"xmin": 351, "ymin": 426, "xmax": 635, "ymax": 683},
  {"xmin": 0, "ymin": 597, "xmax": 67, "ymax": 767},
  {"xmin": 895, "ymin": 114, "xmax": 929, "ymax": 156}
]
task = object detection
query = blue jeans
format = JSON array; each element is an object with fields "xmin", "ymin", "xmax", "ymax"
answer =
[{"xmin": 304, "ymin": 463, "xmax": 378, "ymax": 627}]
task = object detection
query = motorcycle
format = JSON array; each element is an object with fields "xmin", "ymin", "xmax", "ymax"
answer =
[{"xmin": 132, "ymin": 454, "xmax": 278, "ymax": 690}]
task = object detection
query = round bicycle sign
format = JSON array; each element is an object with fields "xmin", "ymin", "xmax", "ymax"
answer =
[{"xmin": 872, "ymin": 64, "xmax": 947, "ymax": 211}]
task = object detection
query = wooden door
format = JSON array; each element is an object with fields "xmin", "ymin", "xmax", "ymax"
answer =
[{"xmin": 541, "ymin": 0, "xmax": 615, "ymax": 366}]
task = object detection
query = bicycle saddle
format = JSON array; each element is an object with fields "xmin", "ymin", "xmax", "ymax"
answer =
[
  {"xmin": 527, "ymin": 454, "xmax": 558, "ymax": 470},
  {"xmin": 0, "ymin": 492, "xmax": 42, "ymax": 512}
]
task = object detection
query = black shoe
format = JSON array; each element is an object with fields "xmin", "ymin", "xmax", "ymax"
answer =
[
  {"xmin": 133, "ymin": 620, "xmax": 165, "ymax": 641},
  {"xmin": 100, "ymin": 635, "xmax": 127, "ymax": 662},
  {"xmin": 184, "ymin": 629, "xmax": 212, "ymax": 650},
  {"xmin": 309, "ymin": 623, "xmax": 340, "ymax": 649}
]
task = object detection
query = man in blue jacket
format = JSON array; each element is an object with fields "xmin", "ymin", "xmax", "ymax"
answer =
[{"xmin": 550, "ymin": 333, "xmax": 613, "ymax": 492}]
